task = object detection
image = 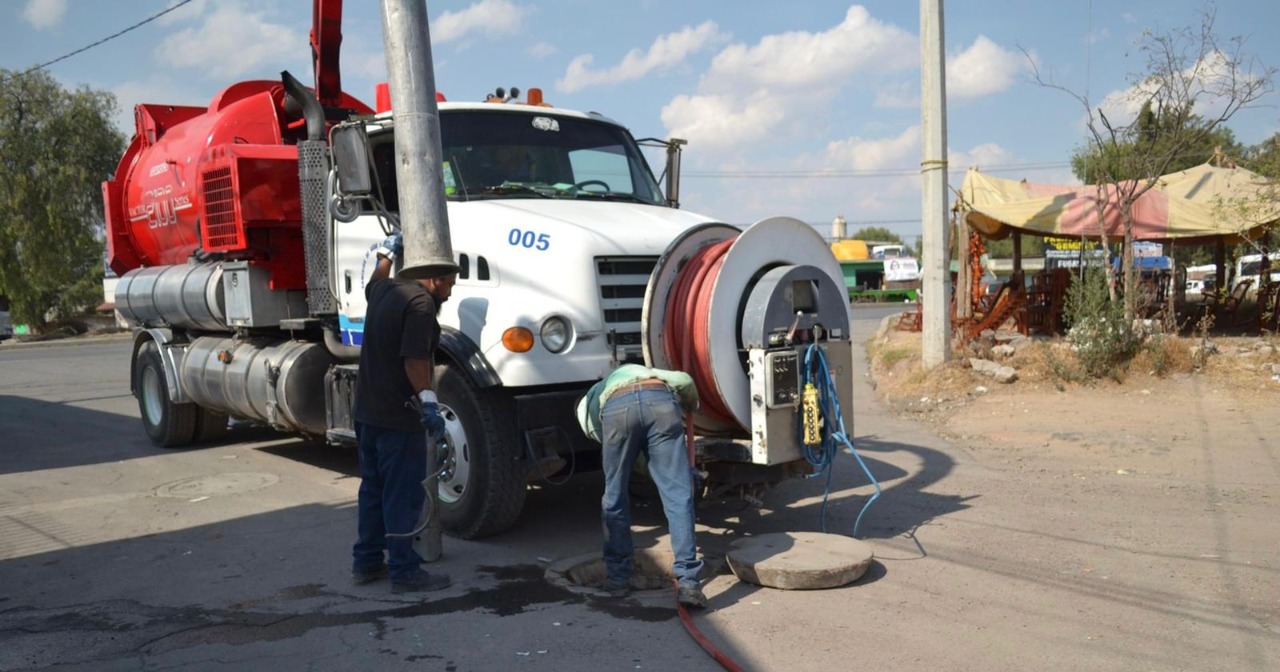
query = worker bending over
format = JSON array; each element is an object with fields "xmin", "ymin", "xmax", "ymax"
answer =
[{"xmin": 576, "ymin": 364, "xmax": 707, "ymax": 608}]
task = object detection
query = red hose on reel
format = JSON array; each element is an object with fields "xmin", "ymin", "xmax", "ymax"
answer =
[
  {"xmin": 662, "ymin": 238, "xmax": 738, "ymax": 429},
  {"xmin": 665, "ymin": 235, "xmax": 750, "ymax": 672}
]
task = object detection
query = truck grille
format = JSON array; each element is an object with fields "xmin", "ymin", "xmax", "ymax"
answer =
[{"xmin": 595, "ymin": 256, "xmax": 657, "ymax": 362}]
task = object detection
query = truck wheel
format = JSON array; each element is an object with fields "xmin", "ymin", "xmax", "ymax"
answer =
[
  {"xmin": 435, "ymin": 364, "xmax": 526, "ymax": 539},
  {"xmin": 194, "ymin": 408, "xmax": 229, "ymax": 444},
  {"xmin": 134, "ymin": 341, "xmax": 197, "ymax": 448}
]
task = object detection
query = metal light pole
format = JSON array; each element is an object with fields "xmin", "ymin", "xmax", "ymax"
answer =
[{"xmin": 920, "ymin": 0, "xmax": 951, "ymax": 368}]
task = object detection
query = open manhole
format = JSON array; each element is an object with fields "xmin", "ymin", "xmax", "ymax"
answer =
[{"xmin": 546, "ymin": 547, "xmax": 721, "ymax": 598}]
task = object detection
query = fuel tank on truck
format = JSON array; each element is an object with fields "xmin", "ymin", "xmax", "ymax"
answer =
[{"xmin": 101, "ymin": 80, "xmax": 372, "ymax": 279}]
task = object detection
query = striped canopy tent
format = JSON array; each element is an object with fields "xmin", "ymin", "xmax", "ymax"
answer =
[{"xmin": 957, "ymin": 163, "xmax": 1279, "ymax": 245}]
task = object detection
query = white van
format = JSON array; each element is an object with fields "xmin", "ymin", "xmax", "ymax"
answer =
[{"xmin": 1233, "ymin": 252, "xmax": 1280, "ymax": 292}]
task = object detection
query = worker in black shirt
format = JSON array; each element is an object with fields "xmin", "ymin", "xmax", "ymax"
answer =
[{"xmin": 351, "ymin": 232, "xmax": 457, "ymax": 593}]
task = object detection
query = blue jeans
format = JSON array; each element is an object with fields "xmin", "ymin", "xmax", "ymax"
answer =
[
  {"xmin": 353, "ymin": 422, "xmax": 427, "ymax": 581},
  {"xmin": 600, "ymin": 387, "xmax": 703, "ymax": 588}
]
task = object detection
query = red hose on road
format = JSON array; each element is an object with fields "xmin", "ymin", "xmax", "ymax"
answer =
[
  {"xmin": 677, "ymin": 589, "xmax": 747, "ymax": 672},
  {"xmin": 677, "ymin": 429, "xmax": 746, "ymax": 671}
]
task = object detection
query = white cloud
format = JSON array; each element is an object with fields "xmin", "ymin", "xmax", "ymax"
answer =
[
  {"xmin": 557, "ymin": 22, "xmax": 728, "ymax": 93},
  {"xmin": 1094, "ymin": 49, "xmax": 1252, "ymax": 130},
  {"xmin": 529, "ymin": 42, "xmax": 557, "ymax": 59},
  {"xmin": 659, "ymin": 6, "xmax": 920, "ymax": 150},
  {"xmin": 947, "ymin": 35, "xmax": 1024, "ymax": 100},
  {"xmin": 109, "ymin": 78, "xmax": 210, "ymax": 135},
  {"xmin": 702, "ymin": 5, "xmax": 916, "ymax": 92},
  {"xmin": 826, "ymin": 126, "xmax": 921, "ymax": 171},
  {"xmin": 875, "ymin": 81, "xmax": 918, "ymax": 108},
  {"xmin": 154, "ymin": 2, "xmax": 302, "ymax": 79},
  {"xmin": 158, "ymin": 0, "xmax": 208, "ymax": 26},
  {"xmin": 434, "ymin": 0, "xmax": 530, "ymax": 44},
  {"xmin": 347, "ymin": 51, "xmax": 390, "ymax": 82},
  {"xmin": 661, "ymin": 90, "xmax": 787, "ymax": 149},
  {"xmin": 21, "ymin": 0, "xmax": 66, "ymax": 29},
  {"xmin": 951, "ymin": 142, "xmax": 1012, "ymax": 171}
]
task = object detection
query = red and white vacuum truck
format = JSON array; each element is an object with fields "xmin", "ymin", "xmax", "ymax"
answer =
[{"xmin": 104, "ymin": 0, "xmax": 856, "ymax": 538}]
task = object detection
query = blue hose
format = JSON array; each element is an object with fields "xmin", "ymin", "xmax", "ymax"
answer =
[{"xmin": 801, "ymin": 342, "xmax": 881, "ymax": 537}]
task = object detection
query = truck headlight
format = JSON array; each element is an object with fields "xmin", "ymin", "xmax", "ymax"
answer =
[{"xmin": 540, "ymin": 316, "xmax": 573, "ymax": 353}]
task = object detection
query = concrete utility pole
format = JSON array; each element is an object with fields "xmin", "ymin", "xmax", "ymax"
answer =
[
  {"xmin": 380, "ymin": 0, "xmax": 458, "ymax": 281},
  {"xmin": 920, "ymin": 0, "xmax": 950, "ymax": 368},
  {"xmin": 379, "ymin": 0, "xmax": 454, "ymax": 562}
]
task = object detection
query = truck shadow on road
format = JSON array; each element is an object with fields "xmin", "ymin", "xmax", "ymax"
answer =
[
  {"xmin": 0, "ymin": 395, "xmax": 156, "ymax": 475},
  {"xmin": 693, "ymin": 433, "xmax": 977, "ymax": 561}
]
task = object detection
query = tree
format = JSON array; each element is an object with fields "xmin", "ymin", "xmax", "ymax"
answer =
[
  {"xmin": 1242, "ymin": 132, "xmax": 1280, "ymax": 179},
  {"xmin": 0, "ymin": 69, "xmax": 124, "ymax": 331},
  {"xmin": 849, "ymin": 226, "xmax": 903, "ymax": 244},
  {"xmin": 1070, "ymin": 101, "xmax": 1242, "ymax": 184},
  {"xmin": 1029, "ymin": 5, "xmax": 1275, "ymax": 320}
]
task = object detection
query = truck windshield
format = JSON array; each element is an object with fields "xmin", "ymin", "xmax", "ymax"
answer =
[{"xmin": 367, "ymin": 109, "xmax": 666, "ymax": 208}]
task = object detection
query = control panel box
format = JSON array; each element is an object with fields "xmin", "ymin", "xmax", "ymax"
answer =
[{"xmin": 746, "ymin": 340, "xmax": 854, "ymax": 465}]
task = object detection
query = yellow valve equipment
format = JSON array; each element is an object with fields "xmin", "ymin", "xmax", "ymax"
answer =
[{"xmin": 802, "ymin": 382, "xmax": 822, "ymax": 446}]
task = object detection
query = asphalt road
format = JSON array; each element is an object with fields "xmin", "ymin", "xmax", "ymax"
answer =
[
  {"xmin": 4, "ymin": 303, "xmax": 1273, "ymax": 671},
  {"xmin": 0, "ymin": 308, "xmax": 893, "ymax": 672}
]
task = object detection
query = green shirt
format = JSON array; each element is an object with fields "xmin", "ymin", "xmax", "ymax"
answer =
[{"xmin": 574, "ymin": 364, "xmax": 699, "ymax": 443}]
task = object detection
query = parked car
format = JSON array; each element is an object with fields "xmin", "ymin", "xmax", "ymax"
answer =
[{"xmin": 0, "ymin": 311, "xmax": 13, "ymax": 341}]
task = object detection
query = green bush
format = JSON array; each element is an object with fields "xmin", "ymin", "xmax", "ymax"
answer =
[{"xmin": 1064, "ymin": 266, "xmax": 1141, "ymax": 378}]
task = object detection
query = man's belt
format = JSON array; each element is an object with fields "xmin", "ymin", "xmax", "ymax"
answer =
[{"xmin": 608, "ymin": 378, "xmax": 671, "ymax": 400}]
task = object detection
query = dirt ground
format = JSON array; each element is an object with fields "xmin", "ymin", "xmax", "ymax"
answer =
[
  {"xmin": 865, "ymin": 321, "xmax": 1280, "ymax": 447},
  {"xmin": 865, "ymin": 318, "xmax": 1280, "ymax": 488},
  {"xmin": 860, "ymin": 320, "xmax": 1279, "ymax": 659}
]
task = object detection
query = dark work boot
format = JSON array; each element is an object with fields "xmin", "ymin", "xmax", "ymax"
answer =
[
  {"xmin": 677, "ymin": 584, "xmax": 707, "ymax": 609},
  {"xmin": 602, "ymin": 580, "xmax": 631, "ymax": 598},
  {"xmin": 351, "ymin": 565, "xmax": 388, "ymax": 586},
  {"xmin": 390, "ymin": 570, "xmax": 451, "ymax": 593}
]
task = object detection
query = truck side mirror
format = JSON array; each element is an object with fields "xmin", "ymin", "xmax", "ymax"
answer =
[
  {"xmin": 331, "ymin": 125, "xmax": 372, "ymax": 196},
  {"xmin": 663, "ymin": 138, "xmax": 686, "ymax": 209}
]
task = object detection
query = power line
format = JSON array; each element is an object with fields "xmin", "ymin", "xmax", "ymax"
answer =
[
  {"xmin": 4, "ymin": 0, "xmax": 196, "ymax": 82},
  {"xmin": 684, "ymin": 161, "xmax": 1071, "ymax": 179}
]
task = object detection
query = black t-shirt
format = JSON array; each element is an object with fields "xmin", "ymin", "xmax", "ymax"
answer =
[{"xmin": 353, "ymin": 277, "xmax": 441, "ymax": 431}]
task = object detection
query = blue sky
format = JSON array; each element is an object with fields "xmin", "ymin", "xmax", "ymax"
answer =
[{"xmin": 3, "ymin": 0, "xmax": 1278, "ymax": 242}]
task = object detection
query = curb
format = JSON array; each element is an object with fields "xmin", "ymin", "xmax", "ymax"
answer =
[{"xmin": 0, "ymin": 332, "xmax": 133, "ymax": 351}]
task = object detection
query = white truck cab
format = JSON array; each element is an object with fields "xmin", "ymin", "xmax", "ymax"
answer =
[{"xmin": 327, "ymin": 100, "xmax": 719, "ymax": 537}]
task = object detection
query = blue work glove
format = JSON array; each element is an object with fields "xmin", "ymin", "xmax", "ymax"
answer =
[
  {"xmin": 417, "ymin": 390, "xmax": 447, "ymax": 442},
  {"xmin": 376, "ymin": 232, "xmax": 403, "ymax": 261}
]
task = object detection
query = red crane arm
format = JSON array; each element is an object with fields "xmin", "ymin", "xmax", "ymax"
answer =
[{"xmin": 311, "ymin": 0, "xmax": 343, "ymax": 108}]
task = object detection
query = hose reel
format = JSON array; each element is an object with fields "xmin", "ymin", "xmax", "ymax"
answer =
[{"xmin": 641, "ymin": 217, "xmax": 855, "ymax": 465}]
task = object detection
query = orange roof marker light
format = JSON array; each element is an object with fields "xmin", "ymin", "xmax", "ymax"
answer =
[
  {"xmin": 526, "ymin": 87, "xmax": 552, "ymax": 107},
  {"xmin": 375, "ymin": 82, "xmax": 445, "ymax": 113}
]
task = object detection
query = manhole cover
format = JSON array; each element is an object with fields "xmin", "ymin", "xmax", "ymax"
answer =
[
  {"xmin": 155, "ymin": 472, "xmax": 279, "ymax": 498},
  {"xmin": 726, "ymin": 532, "xmax": 874, "ymax": 590},
  {"xmin": 546, "ymin": 547, "xmax": 720, "ymax": 596}
]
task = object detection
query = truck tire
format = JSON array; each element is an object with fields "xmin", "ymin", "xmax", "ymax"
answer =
[
  {"xmin": 435, "ymin": 363, "xmax": 526, "ymax": 539},
  {"xmin": 134, "ymin": 341, "xmax": 197, "ymax": 448},
  {"xmin": 194, "ymin": 408, "xmax": 229, "ymax": 444}
]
